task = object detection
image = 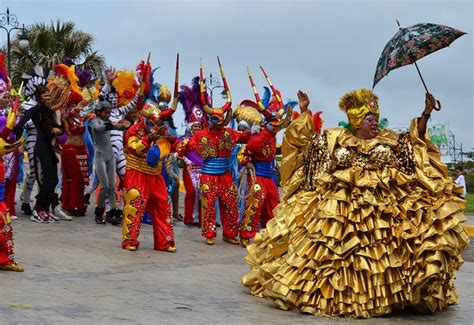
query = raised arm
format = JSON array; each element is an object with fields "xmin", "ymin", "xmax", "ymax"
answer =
[
  {"xmin": 280, "ymin": 90, "xmax": 316, "ymax": 189},
  {"xmin": 115, "ymin": 91, "xmax": 140, "ymax": 118},
  {"xmin": 418, "ymin": 93, "xmax": 436, "ymax": 138},
  {"xmin": 99, "ymin": 67, "xmax": 116, "ymax": 98}
]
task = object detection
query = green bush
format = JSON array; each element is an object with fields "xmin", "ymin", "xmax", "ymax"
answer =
[
  {"xmin": 466, "ymin": 193, "xmax": 474, "ymax": 213},
  {"xmin": 466, "ymin": 173, "xmax": 474, "ymax": 193}
]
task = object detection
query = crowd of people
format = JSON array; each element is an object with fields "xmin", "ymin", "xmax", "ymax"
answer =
[
  {"xmin": 0, "ymin": 53, "xmax": 470, "ymax": 319},
  {"xmin": 0, "ymin": 56, "xmax": 297, "ymax": 264}
]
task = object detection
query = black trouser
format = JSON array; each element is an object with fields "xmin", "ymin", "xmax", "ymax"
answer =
[{"xmin": 34, "ymin": 141, "xmax": 59, "ymax": 212}]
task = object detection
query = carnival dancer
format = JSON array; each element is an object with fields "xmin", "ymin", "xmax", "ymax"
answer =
[
  {"xmin": 90, "ymin": 101, "xmax": 130, "ymax": 225},
  {"xmin": 0, "ymin": 62, "xmax": 19, "ymax": 219},
  {"xmin": 19, "ymin": 67, "xmax": 46, "ymax": 216},
  {"xmin": 121, "ymin": 101, "xmax": 177, "ymax": 252},
  {"xmin": 242, "ymin": 89, "xmax": 470, "ymax": 318},
  {"xmin": 20, "ymin": 65, "xmax": 72, "ymax": 220},
  {"xmin": 142, "ymin": 55, "xmax": 182, "ymax": 222},
  {"xmin": 160, "ymin": 86, "xmax": 181, "ymax": 223},
  {"xmin": 100, "ymin": 68, "xmax": 141, "ymax": 184},
  {"xmin": 95, "ymin": 68, "xmax": 141, "ymax": 221},
  {"xmin": 238, "ymin": 67, "xmax": 298, "ymax": 247},
  {"xmin": 231, "ymin": 102, "xmax": 261, "ymax": 225},
  {"xmin": 61, "ymin": 100, "xmax": 91, "ymax": 216},
  {"xmin": 14, "ymin": 63, "xmax": 76, "ymax": 223},
  {"xmin": 178, "ymin": 77, "xmax": 206, "ymax": 226},
  {"xmin": 0, "ymin": 103, "xmax": 24, "ymax": 272},
  {"xmin": 177, "ymin": 58, "xmax": 250, "ymax": 245}
]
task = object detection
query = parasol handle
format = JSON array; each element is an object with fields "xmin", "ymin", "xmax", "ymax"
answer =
[
  {"xmin": 413, "ymin": 61, "xmax": 429, "ymax": 93},
  {"xmin": 414, "ymin": 61, "xmax": 441, "ymax": 111}
]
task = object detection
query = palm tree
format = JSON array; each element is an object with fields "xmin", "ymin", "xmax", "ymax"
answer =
[{"xmin": 7, "ymin": 20, "xmax": 106, "ymax": 84}]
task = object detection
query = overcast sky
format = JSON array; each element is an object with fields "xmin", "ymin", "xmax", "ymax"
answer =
[{"xmin": 3, "ymin": 0, "xmax": 473, "ymax": 150}]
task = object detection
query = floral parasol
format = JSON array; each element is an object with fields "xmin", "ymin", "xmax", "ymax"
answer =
[{"xmin": 373, "ymin": 22, "xmax": 466, "ymax": 90}]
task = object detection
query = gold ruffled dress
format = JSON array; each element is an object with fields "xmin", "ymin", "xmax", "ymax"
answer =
[{"xmin": 242, "ymin": 112, "xmax": 470, "ymax": 318}]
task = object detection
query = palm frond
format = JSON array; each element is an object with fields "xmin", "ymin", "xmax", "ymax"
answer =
[{"xmin": 8, "ymin": 20, "xmax": 106, "ymax": 85}]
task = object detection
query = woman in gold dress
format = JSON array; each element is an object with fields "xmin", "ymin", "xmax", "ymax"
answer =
[{"xmin": 242, "ymin": 89, "xmax": 470, "ymax": 318}]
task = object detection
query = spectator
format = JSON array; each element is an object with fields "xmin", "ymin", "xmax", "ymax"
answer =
[{"xmin": 455, "ymin": 166, "xmax": 467, "ymax": 199}]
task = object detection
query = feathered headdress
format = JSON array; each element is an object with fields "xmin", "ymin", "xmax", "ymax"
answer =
[
  {"xmin": 339, "ymin": 88, "xmax": 379, "ymax": 129},
  {"xmin": 112, "ymin": 70, "xmax": 138, "ymax": 106},
  {"xmin": 53, "ymin": 63, "xmax": 83, "ymax": 105},
  {"xmin": 46, "ymin": 74, "xmax": 70, "ymax": 111},
  {"xmin": 179, "ymin": 76, "xmax": 207, "ymax": 126},
  {"xmin": 81, "ymin": 79, "xmax": 101, "ymax": 103}
]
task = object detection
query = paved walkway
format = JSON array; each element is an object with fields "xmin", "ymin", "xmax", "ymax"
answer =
[
  {"xmin": 1, "ymin": 208, "xmax": 473, "ymax": 324},
  {"xmin": 465, "ymin": 212, "xmax": 474, "ymax": 235}
]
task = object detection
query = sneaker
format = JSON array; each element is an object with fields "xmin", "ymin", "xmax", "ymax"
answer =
[
  {"xmin": 10, "ymin": 215, "xmax": 18, "ymax": 220},
  {"xmin": 47, "ymin": 211, "xmax": 60, "ymax": 223},
  {"xmin": 31, "ymin": 210, "xmax": 47, "ymax": 223},
  {"xmin": 53, "ymin": 206, "xmax": 72, "ymax": 221}
]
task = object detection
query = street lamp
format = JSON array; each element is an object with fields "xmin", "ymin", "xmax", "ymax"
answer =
[
  {"xmin": 0, "ymin": 7, "xmax": 27, "ymax": 79},
  {"xmin": 204, "ymin": 73, "xmax": 225, "ymax": 107}
]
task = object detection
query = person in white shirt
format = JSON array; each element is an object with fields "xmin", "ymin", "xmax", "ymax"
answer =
[{"xmin": 455, "ymin": 166, "xmax": 467, "ymax": 198}]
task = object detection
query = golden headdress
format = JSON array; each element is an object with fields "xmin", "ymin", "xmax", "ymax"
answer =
[
  {"xmin": 339, "ymin": 88, "xmax": 379, "ymax": 129},
  {"xmin": 158, "ymin": 84, "xmax": 171, "ymax": 103},
  {"xmin": 233, "ymin": 100, "xmax": 263, "ymax": 126}
]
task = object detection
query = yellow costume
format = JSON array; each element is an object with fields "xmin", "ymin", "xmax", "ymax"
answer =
[{"xmin": 242, "ymin": 110, "xmax": 469, "ymax": 318}]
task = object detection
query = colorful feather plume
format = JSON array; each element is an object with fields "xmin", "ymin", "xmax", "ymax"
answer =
[
  {"xmin": 146, "ymin": 67, "xmax": 160, "ymax": 102},
  {"xmin": 92, "ymin": 79, "xmax": 101, "ymax": 100},
  {"xmin": 262, "ymin": 86, "xmax": 271, "ymax": 109},
  {"xmin": 284, "ymin": 100, "xmax": 298, "ymax": 112},
  {"xmin": 112, "ymin": 70, "xmax": 138, "ymax": 106},
  {"xmin": 136, "ymin": 60, "xmax": 152, "ymax": 96},
  {"xmin": 0, "ymin": 54, "xmax": 9, "ymax": 86},
  {"xmin": 178, "ymin": 76, "xmax": 204, "ymax": 123},
  {"xmin": 64, "ymin": 58, "xmax": 75, "ymax": 67},
  {"xmin": 338, "ymin": 121, "xmax": 353, "ymax": 131},
  {"xmin": 76, "ymin": 69, "xmax": 92, "ymax": 87},
  {"xmin": 377, "ymin": 117, "xmax": 389, "ymax": 130},
  {"xmin": 312, "ymin": 111, "xmax": 323, "ymax": 134},
  {"xmin": 53, "ymin": 64, "xmax": 83, "ymax": 104}
]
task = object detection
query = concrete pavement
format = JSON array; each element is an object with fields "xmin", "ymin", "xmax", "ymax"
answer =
[{"xmin": 1, "ymin": 209, "xmax": 474, "ymax": 325}]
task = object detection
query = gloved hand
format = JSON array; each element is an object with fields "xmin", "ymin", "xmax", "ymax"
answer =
[{"xmin": 6, "ymin": 108, "xmax": 16, "ymax": 130}]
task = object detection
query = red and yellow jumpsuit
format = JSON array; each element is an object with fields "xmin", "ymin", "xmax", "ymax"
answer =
[
  {"xmin": 121, "ymin": 120, "xmax": 175, "ymax": 250},
  {"xmin": 0, "ymin": 127, "xmax": 18, "ymax": 267},
  {"xmin": 178, "ymin": 127, "xmax": 249, "ymax": 240},
  {"xmin": 238, "ymin": 127, "xmax": 280, "ymax": 240}
]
